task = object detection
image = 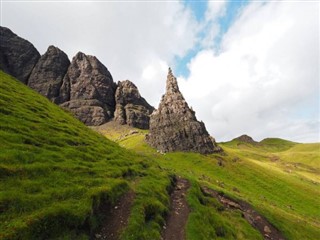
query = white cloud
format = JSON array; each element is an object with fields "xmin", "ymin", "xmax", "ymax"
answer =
[
  {"xmin": 201, "ymin": 0, "xmax": 227, "ymax": 49},
  {"xmin": 179, "ymin": 1, "xmax": 319, "ymax": 142},
  {"xmin": 1, "ymin": 1, "xmax": 198, "ymax": 107}
]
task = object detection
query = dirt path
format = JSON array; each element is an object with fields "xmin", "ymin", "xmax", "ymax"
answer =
[
  {"xmin": 201, "ymin": 186, "xmax": 286, "ymax": 240},
  {"xmin": 161, "ymin": 177, "xmax": 191, "ymax": 240},
  {"xmin": 92, "ymin": 191, "xmax": 135, "ymax": 240}
]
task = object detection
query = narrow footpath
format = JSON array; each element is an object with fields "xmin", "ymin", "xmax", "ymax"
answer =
[
  {"xmin": 93, "ymin": 191, "xmax": 135, "ymax": 240},
  {"xmin": 161, "ymin": 177, "xmax": 191, "ymax": 240}
]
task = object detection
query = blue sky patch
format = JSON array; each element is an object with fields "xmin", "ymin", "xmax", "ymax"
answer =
[{"xmin": 177, "ymin": 0, "xmax": 249, "ymax": 78}]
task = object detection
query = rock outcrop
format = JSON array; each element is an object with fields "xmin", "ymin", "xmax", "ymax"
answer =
[
  {"xmin": 60, "ymin": 52, "xmax": 116, "ymax": 126},
  {"xmin": 28, "ymin": 46, "xmax": 70, "ymax": 103},
  {"xmin": 0, "ymin": 26, "xmax": 40, "ymax": 84},
  {"xmin": 146, "ymin": 68, "xmax": 221, "ymax": 154},
  {"xmin": 0, "ymin": 26, "xmax": 156, "ymax": 129},
  {"xmin": 234, "ymin": 134, "xmax": 257, "ymax": 144},
  {"xmin": 114, "ymin": 80, "xmax": 154, "ymax": 129}
]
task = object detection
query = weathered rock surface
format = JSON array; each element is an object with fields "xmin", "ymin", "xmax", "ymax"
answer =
[
  {"xmin": 28, "ymin": 46, "xmax": 70, "ymax": 103},
  {"xmin": 146, "ymin": 68, "xmax": 221, "ymax": 154},
  {"xmin": 60, "ymin": 52, "xmax": 116, "ymax": 125},
  {"xmin": 0, "ymin": 26, "xmax": 40, "ymax": 84},
  {"xmin": 114, "ymin": 80, "xmax": 154, "ymax": 129},
  {"xmin": 234, "ymin": 134, "xmax": 257, "ymax": 144},
  {"xmin": 0, "ymin": 26, "xmax": 156, "ymax": 129}
]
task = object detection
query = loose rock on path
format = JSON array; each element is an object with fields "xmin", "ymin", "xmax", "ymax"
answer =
[{"xmin": 201, "ymin": 186, "xmax": 286, "ymax": 240}]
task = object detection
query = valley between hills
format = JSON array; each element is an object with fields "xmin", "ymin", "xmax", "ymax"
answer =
[{"xmin": 0, "ymin": 25, "xmax": 319, "ymax": 240}]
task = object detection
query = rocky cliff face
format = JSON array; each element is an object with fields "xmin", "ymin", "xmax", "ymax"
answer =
[
  {"xmin": 0, "ymin": 26, "xmax": 159, "ymax": 129},
  {"xmin": 0, "ymin": 26, "xmax": 40, "ymax": 84},
  {"xmin": 59, "ymin": 52, "xmax": 117, "ymax": 126},
  {"xmin": 28, "ymin": 46, "xmax": 70, "ymax": 103},
  {"xmin": 114, "ymin": 80, "xmax": 154, "ymax": 129},
  {"xmin": 146, "ymin": 68, "xmax": 221, "ymax": 154}
]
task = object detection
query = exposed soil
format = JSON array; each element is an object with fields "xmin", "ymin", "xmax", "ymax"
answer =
[
  {"xmin": 201, "ymin": 186, "xmax": 286, "ymax": 240},
  {"xmin": 92, "ymin": 191, "xmax": 135, "ymax": 240},
  {"xmin": 161, "ymin": 177, "xmax": 191, "ymax": 240}
]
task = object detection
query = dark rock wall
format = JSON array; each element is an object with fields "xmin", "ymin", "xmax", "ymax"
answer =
[
  {"xmin": 0, "ymin": 26, "xmax": 40, "ymax": 84},
  {"xmin": 28, "ymin": 46, "xmax": 70, "ymax": 103},
  {"xmin": 60, "ymin": 52, "xmax": 116, "ymax": 125},
  {"xmin": 0, "ymin": 26, "xmax": 153, "ymax": 128}
]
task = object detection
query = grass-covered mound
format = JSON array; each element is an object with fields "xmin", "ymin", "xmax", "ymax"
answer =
[
  {"xmin": 0, "ymin": 71, "xmax": 171, "ymax": 239},
  {"xmin": 97, "ymin": 123, "xmax": 320, "ymax": 240}
]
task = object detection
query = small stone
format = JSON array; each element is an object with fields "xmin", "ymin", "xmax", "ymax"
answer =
[
  {"xmin": 255, "ymin": 216, "xmax": 262, "ymax": 221},
  {"xmin": 95, "ymin": 234, "xmax": 101, "ymax": 239},
  {"xmin": 264, "ymin": 225, "xmax": 271, "ymax": 233}
]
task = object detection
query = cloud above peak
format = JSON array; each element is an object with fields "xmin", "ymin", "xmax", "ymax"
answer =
[{"xmin": 179, "ymin": 1, "xmax": 319, "ymax": 142}]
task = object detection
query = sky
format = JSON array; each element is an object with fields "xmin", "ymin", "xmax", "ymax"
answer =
[{"xmin": 1, "ymin": 0, "xmax": 319, "ymax": 142}]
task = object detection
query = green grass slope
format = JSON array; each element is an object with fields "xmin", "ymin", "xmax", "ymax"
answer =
[
  {"xmin": 0, "ymin": 71, "xmax": 172, "ymax": 240},
  {"xmin": 96, "ymin": 123, "xmax": 320, "ymax": 240}
]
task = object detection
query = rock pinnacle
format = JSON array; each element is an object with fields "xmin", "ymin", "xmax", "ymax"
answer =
[{"xmin": 146, "ymin": 68, "xmax": 221, "ymax": 154}]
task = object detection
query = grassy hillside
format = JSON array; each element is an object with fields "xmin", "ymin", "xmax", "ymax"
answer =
[
  {"xmin": 95, "ymin": 123, "xmax": 320, "ymax": 240},
  {"xmin": 0, "ymin": 71, "xmax": 172, "ymax": 239},
  {"xmin": 1, "ymin": 70, "xmax": 319, "ymax": 239}
]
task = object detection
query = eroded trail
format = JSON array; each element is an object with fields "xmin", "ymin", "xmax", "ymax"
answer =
[
  {"xmin": 93, "ymin": 191, "xmax": 135, "ymax": 240},
  {"xmin": 201, "ymin": 186, "xmax": 286, "ymax": 240},
  {"xmin": 161, "ymin": 177, "xmax": 191, "ymax": 240}
]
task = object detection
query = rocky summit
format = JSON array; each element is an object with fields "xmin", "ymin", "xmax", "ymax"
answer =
[
  {"xmin": 0, "ymin": 26, "xmax": 40, "ymax": 84},
  {"xmin": 234, "ymin": 134, "xmax": 257, "ymax": 144},
  {"xmin": 59, "ymin": 52, "xmax": 116, "ymax": 126},
  {"xmin": 146, "ymin": 68, "xmax": 221, "ymax": 154},
  {"xmin": 28, "ymin": 46, "xmax": 70, "ymax": 103},
  {"xmin": 114, "ymin": 80, "xmax": 154, "ymax": 129}
]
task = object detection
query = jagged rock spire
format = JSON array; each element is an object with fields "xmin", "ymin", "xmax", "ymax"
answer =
[
  {"xmin": 146, "ymin": 68, "xmax": 221, "ymax": 154},
  {"xmin": 166, "ymin": 67, "xmax": 179, "ymax": 94}
]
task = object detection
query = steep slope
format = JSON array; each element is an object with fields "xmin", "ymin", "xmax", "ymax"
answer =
[
  {"xmin": 0, "ymin": 71, "xmax": 172, "ymax": 240},
  {"xmin": 146, "ymin": 68, "xmax": 220, "ymax": 154}
]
